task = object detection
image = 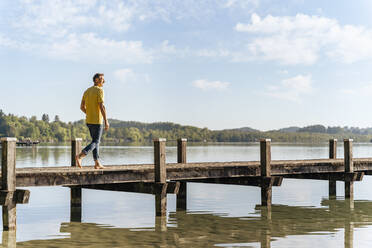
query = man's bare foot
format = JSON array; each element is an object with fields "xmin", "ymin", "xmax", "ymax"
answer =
[
  {"xmin": 94, "ymin": 160, "xmax": 105, "ymax": 169},
  {"xmin": 75, "ymin": 153, "xmax": 85, "ymax": 168}
]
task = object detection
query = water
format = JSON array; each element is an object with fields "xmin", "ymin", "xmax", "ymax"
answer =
[{"xmin": 5, "ymin": 143, "xmax": 372, "ymax": 247}]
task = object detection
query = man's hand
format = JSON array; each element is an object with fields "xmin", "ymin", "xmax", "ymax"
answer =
[
  {"xmin": 99, "ymin": 102, "xmax": 109, "ymax": 131},
  {"xmin": 80, "ymin": 100, "xmax": 86, "ymax": 114},
  {"xmin": 105, "ymin": 120, "xmax": 110, "ymax": 131}
]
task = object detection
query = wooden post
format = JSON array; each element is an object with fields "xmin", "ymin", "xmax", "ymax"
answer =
[
  {"xmin": 329, "ymin": 139, "xmax": 337, "ymax": 199},
  {"xmin": 176, "ymin": 182, "xmax": 187, "ymax": 210},
  {"xmin": 155, "ymin": 192, "xmax": 167, "ymax": 217},
  {"xmin": 71, "ymin": 138, "xmax": 82, "ymax": 167},
  {"xmin": 154, "ymin": 138, "xmax": 167, "ymax": 216},
  {"xmin": 177, "ymin": 138, "xmax": 187, "ymax": 164},
  {"xmin": 329, "ymin": 139, "xmax": 337, "ymax": 159},
  {"xmin": 70, "ymin": 139, "xmax": 82, "ymax": 221},
  {"xmin": 154, "ymin": 138, "xmax": 166, "ymax": 183},
  {"xmin": 70, "ymin": 186, "xmax": 82, "ymax": 222},
  {"xmin": 344, "ymin": 139, "xmax": 353, "ymax": 199},
  {"xmin": 260, "ymin": 139, "xmax": 272, "ymax": 207},
  {"xmin": 1, "ymin": 138, "xmax": 17, "ymax": 231}
]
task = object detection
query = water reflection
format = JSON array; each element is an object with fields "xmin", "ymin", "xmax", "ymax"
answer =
[{"xmin": 8, "ymin": 198, "xmax": 372, "ymax": 247}]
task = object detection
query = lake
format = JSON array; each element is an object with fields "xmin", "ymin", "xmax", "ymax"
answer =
[{"xmin": 6, "ymin": 142, "xmax": 372, "ymax": 247}]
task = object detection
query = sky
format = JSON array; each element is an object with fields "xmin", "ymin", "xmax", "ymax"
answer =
[{"xmin": 1, "ymin": 0, "xmax": 372, "ymax": 130}]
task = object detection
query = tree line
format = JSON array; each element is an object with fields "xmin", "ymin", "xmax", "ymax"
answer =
[{"xmin": 0, "ymin": 110, "xmax": 371, "ymax": 144}]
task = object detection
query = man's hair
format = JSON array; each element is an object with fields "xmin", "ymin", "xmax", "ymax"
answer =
[{"xmin": 93, "ymin": 73, "xmax": 104, "ymax": 83}]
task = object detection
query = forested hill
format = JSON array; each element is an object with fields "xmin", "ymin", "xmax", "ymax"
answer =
[{"xmin": 0, "ymin": 110, "xmax": 372, "ymax": 143}]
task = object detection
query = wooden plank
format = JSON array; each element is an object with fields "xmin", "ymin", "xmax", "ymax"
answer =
[
  {"xmin": 177, "ymin": 138, "xmax": 187, "ymax": 164},
  {"xmin": 82, "ymin": 182, "xmax": 180, "ymax": 194},
  {"xmin": 0, "ymin": 189, "xmax": 30, "ymax": 205},
  {"xmin": 179, "ymin": 176, "xmax": 283, "ymax": 187},
  {"xmin": 9, "ymin": 158, "xmax": 372, "ymax": 187},
  {"xmin": 154, "ymin": 138, "xmax": 166, "ymax": 183},
  {"xmin": 283, "ymin": 172, "xmax": 363, "ymax": 182}
]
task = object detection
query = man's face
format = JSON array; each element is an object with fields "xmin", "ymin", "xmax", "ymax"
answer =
[{"xmin": 96, "ymin": 75, "xmax": 105, "ymax": 85}]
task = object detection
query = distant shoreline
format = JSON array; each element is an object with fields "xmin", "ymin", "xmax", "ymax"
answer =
[{"xmin": 1, "ymin": 110, "xmax": 372, "ymax": 144}]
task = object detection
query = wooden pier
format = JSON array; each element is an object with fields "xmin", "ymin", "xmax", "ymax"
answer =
[{"xmin": 0, "ymin": 137, "xmax": 370, "ymax": 235}]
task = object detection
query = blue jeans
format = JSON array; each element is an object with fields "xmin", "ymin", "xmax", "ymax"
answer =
[{"xmin": 82, "ymin": 124, "xmax": 103, "ymax": 161}]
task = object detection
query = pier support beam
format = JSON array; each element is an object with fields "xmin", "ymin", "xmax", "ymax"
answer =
[
  {"xmin": 176, "ymin": 139, "xmax": 187, "ymax": 211},
  {"xmin": 154, "ymin": 138, "xmax": 167, "ymax": 217},
  {"xmin": 155, "ymin": 189, "xmax": 167, "ymax": 217},
  {"xmin": 70, "ymin": 187, "xmax": 82, "ymax": 222},
  {"xmin": 260, "ymin": 139, "xmax": 272, "ymax": 207},
  {"xmin": 329, "ymin": 139, "xmax": 337, "ymax": 199},
  {"xmin": 70, "ymin": 139, "xmax": 82, "ymax": 222},
  {"xmin": 176, "ymin": 182, "xmax": 187, "ymax": 211},
  {"xmin": 1, "ymin": 138, "xmax": 17, "ymax": 231},
  {"xmin": 177, "ymin": 138, "xmax": 187, "ymax": 164},
  {"xmin": 344, "ymin": 139, "xmax": 354, "ymax": 199}
]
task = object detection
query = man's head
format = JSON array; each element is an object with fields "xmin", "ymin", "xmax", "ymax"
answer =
[{"xmin": 93, "ymin": 73, "xmax": 105, "ymax": 86}]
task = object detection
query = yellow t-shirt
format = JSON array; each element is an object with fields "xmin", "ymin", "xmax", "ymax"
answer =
[{"xmin": 82, "ymin": 86, "xmax": 104, "ymax": 124}]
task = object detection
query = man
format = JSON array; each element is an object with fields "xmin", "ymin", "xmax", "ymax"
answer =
[{"xmin": 75, "ymin": 73, "xmax": 109, "ymax": 169}]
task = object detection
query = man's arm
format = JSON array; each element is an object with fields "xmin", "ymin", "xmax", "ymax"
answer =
[
  {"xmin": 99, "ymin": 102, "xmax": 109, "ymax": 131},
  {"xmin": 80, "ymin": 99, "xmax": 86, "ymax": 114}
]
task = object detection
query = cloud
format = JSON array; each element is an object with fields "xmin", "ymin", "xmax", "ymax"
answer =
[
  {"xmin": 15, "ymin": 0, "xmax": 259, "ymax": 35},
  {"xmin": 340, "ymin": 83, "xmax": 372, "ymax": 97},
  {"xmin": 192, "ymin": 79, "xmax": 230, "ymax": 91},
  {"xmin": 15, "ymin": 0, "xmax": 137, "ymax": 35},
  {"xmin": 44, "ymin": 33, "xmax": 152, "ymax": 63},
  {"xmin": 113, "ymin": 68, "xmax": 150, "ymax": 84},
  {"xmin": 265, "ymin": 74, "xmax": 313, "ymax": 102},
  {"xmin": 0, "ymin": 1, "xmax": 157, "ymax": 64},
  {"xmin": 235, "ymin": 13, "xmax": 372, "ymax": 64},
  {"xmin": 278, "ymin": 70, "xmax": 289, "ymax": 75},
  {"xmin": 223, "ymin": 0, "xmax": 260, "ymax": 9}
]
